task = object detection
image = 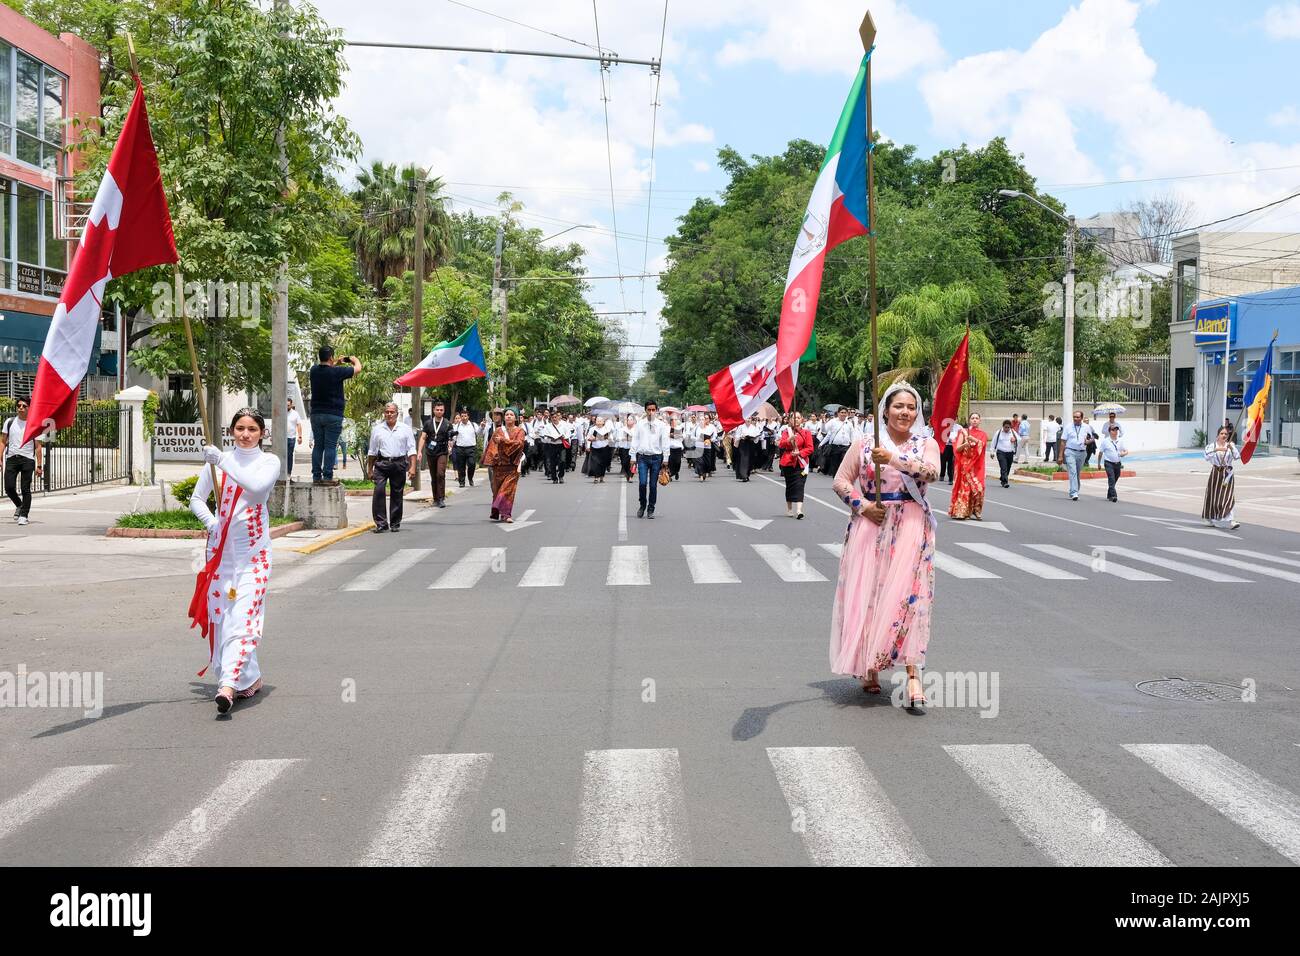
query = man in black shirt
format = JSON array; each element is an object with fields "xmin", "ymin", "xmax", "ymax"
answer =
[
  {"xmin": 417, "ymin": 400, "xmax": 453, "ymax": 507},
  {"xmin": 308, "ymin": 345, "xmax": 361, "ymax": 482}
]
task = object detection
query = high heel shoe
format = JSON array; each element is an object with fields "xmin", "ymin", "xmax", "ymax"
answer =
[
  {"xmin": 860, "ymin": 670, "xmax": 881, "ymax": 694},
  {"xmin": 906, "ymin": 675, "xmax": 926, "ymax": 715}
]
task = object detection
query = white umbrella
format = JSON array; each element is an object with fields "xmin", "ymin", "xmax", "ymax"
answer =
[
  {"xmin": 612, "ymin": 400, "xmax": 645, "ymax": 416},
  {"xmin": 1092, "ymin": 402, "xmax": 1127, "ymax": 417},
  {"xmin": 584, "ymin": 396, "xmax": 610, "ymax": 408}
]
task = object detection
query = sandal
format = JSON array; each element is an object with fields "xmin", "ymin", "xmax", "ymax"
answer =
[
  {"xmin": 860, "ymin": 670, "xmax": 881, "ymax": 694},
  {"xmin": 237, "ymin": 677, "xmax": 263, "ymax": 699},
  {"xmin": 906, "ymin": 675, "xmax": 926, "ymax": 715},
  {"xmin": 215, "ymin": 686, "xmax": 235, "ymax": 715}
]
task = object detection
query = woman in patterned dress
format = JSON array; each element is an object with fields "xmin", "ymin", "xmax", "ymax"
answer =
[
  {"xmin": 948, "ymin": 412, "xmax": 988, "ymax": 520},
  {"xmin": 1202, "ymin": 425, "xmax": 1239, "ymax": 530},
  {"xmin": 830, "ymin": 382, "xmax": 941, "ymax": 714},
  {"xmin": 189, "ymin": 409, "xmax": 282, "ymax": 716}
]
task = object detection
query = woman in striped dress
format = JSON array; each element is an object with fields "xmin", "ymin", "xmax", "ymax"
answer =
[{"xmin": 1202, "ymin": 426, "xmax": 1239, "ymax": 530}]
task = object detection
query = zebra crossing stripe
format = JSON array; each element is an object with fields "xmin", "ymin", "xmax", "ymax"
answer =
[
  {"xmin": 359, "ymin": 753, "xmax": 494, "ymax": 866},
  {"xmin": 1025, "ymin": 544, "xmax": 1167, "ymax": 581},
  {"xmin": 135, "ymin": 759, "xmax": 300, "ymax": 866},
  {"xmin": 607, "ymin": 546, "xmax": 650, "ymax": 586},
  {"xmin": 955, "ymin": 543, "xmax": 1085, "ymax": 580},
  {"xmin": 1220, "ymin": 548, "xmax": 1300, "ymax": 570},
  {"xmin": 682, "ymin": 545, "xmax": 739, "ymax": 584},
  {"xmin": 519, "ymin": 547, "xmax": 577, "ymax": 587},
  {"xmin": 0, "ymin": 765, "xmax": 115, "ymax": 844},
  {"xmin": 1124, "ymin": 745, "xmax": 1300, "ymax": 865},
  {"xmin": 1092, "ymin": 546, "xmax": 1249, "ymax": 582},
  {"xmin": 819, "ymin": 542, "xmax": 844, "ymax": 559},
  {"xmin": 752, "ymin": 544, "xmax": 828, "ymax": 582},
  {"xmin": 271, "ymin": 549, "xmax": 362, "ymax": 592},
  {"xmin": 934, "ymin": 550, "xmax": 1000, "ymax": 579},
  {"xmin": 767, "ymin": 747, "xmax": 929, "ymax": 866},
  {"xmin": 1160, "ymin": 547, "xmax": 1300, "ymax": 584},
  {"xmin": 945, "ymin": 744, "xmax": 1171, "ymax": 867},
  {"xmin": 573, "ymin": 749, "xmax": 692, "ymax": 866},
  {"xmin": 343, "ymin": 548, "xmax": 435, "ymax": 591},
  {"xmin": 430, "ymin": 547, "xmax": 505, "ymax": 589}
]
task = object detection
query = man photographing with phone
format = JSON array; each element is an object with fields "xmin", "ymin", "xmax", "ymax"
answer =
[{"xmin": 309, "ymin": 345, "xmax": 361, "ymax": 483}]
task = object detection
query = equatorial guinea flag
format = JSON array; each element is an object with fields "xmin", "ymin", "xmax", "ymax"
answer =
[
  {"xmin": 25, "ymin": 78, "xmax": 178, "ymax": 446},
  {"xmin": 708, "ymin": 343, "xmax": 797, "ymax": 432},
  {"xmin": 773, "ymin": 50, "xmax": 872, "ymax": 409},
  {"xmin": 395, "ymin": 321, "xmax": 488, "ymax": 388}
]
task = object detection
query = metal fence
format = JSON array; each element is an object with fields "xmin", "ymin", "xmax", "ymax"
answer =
[
  {"xmin": 39, "ymin": 406, "xmax": 133, "ymax": 493},
  {"xmin": 989, "ymin": 353, "xmax": 1170, "ymax": 404}
]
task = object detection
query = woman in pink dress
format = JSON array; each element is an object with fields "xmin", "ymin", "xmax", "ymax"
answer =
[
  {"xmin": 948, "ymin": 412, "xmax": 988, "ymax": 520},
  {"xmin": 830, "ymin": 381, "xmax": 940, "ymax": 714}
]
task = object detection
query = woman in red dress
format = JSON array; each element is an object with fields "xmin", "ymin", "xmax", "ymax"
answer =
[{"xmin": 948, "ymin": 412, "xmax": 988, "ymax": 521}]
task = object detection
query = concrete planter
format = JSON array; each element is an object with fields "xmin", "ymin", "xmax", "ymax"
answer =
[{"xmin": 268, "ymin": 480, "xmax": 349, "ymax": 530}]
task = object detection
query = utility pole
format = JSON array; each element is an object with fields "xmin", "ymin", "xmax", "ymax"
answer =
[
  {"xmin": 271, "ymin": 0, "xmax": 289, "ymax": 481},
  {"xmin": 1062, "ymin": 213, "xmax": 1077, "ymax": 452},
  {"xmin": 411, "ymin": 168, "xmax": 426, "ymax": 491},
  {"xmin": 492, "ymin": 223, "xmax": 507, "ymax": 404}
]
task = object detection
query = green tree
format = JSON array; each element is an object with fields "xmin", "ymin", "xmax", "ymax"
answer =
[
  {"xmin": 349, "ymin": 160, "xmax": 454, "ymax": 301},
  {"xmin": 871, "ymin": 283, "xmax": 995, "ymax": 405}
]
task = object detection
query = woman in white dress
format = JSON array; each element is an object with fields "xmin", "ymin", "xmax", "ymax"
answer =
[
  {"xmin": 188, "ymin": 408, "xmax": 282, "ymax": 715},
  {"xmin": 1202, "ymin": 425, "xmax": 1239, "ymax": 530},
  {"xmin": 616, "ymin": 414, "xmax": 636, "ymax": 482},
  {"xmin": 695, "ymin": 414, "xmax": 719, "ymax": 480},
  {"xmin": 587, "ymin": 415, "xmax": 614, "ymax": 482}
]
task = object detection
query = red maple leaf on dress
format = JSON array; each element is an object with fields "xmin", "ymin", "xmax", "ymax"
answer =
[{"xmin": 738, "ymin": 364, "xmax": 772, "ymax": 398}]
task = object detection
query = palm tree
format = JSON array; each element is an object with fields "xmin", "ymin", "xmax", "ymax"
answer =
[
  {"xmin": 349, "ymin": 160, "xmax": 454, "ymax": 296},
  {"xmin": 873, "ymin": 282, "xmax": 994, "ymax": 415}
]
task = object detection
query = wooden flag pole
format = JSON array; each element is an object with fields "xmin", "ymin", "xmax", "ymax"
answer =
[{"xmin": 860, "ymin": 11, "xmax": 880, "ymax": 504}]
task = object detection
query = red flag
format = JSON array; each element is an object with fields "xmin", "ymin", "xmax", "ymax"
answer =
[
  {"xmin": 24, "ymin": 78, "xmax": 178, "ymax": 445},
  {"xmin": 931, "ymin": 331, "xmax": 970, "ymax": 446}
]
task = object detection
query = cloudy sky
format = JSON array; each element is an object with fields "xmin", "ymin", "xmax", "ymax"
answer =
[{"xmin": 315, "ymin": 0, "xmax": 1300, "ymax": 377}]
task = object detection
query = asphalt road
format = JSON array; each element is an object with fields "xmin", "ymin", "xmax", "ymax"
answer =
[{"xmin": 3, "ymin": 458, "xmax": 1300, "ymax": 866}]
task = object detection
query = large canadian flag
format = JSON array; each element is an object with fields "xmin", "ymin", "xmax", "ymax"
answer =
[
  {"xmin": 24, "ymin": 78, "xmax": 178, "ymax": 445},
  {"xmin": 708, "ymin": 344, "xmax": 797, "ymax": 431}
]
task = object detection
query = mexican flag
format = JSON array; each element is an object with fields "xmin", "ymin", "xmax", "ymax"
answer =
[
  {"xmin": 395, "ymin": 321, "xmax": 488, "ymax": 388},
  {"xmin": 773, "ymin": 51, "xmax": 871, "ymax": 409},
  {"xmin": 708, "ymin": 343, "xmax": 796, "ymax": 432}
]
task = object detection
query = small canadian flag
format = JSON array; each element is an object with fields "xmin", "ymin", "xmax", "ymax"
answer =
[{"xmin": 708, "ymin": 343, "xmax": 798, "ymax": 431}]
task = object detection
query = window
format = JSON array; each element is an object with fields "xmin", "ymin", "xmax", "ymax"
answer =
[
  {"xmin": 1176, "ymin": 258, "xmax": 1198, "ymax": 321},
  {"xmin": 0, "ymin": 179, "xmax": 69, "ymax": 298},
  {"xmin": 2, "ymin": 48, "xmax": 66, "ymax": 174},
  {"xmin": 1282, "ymin": 350, "xmax": 1295, "ymax": 372}
]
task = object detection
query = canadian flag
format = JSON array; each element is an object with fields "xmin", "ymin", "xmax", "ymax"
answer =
[
  {"xmin": 24, "ymin": 78, "xmax": 178, "ymax": 446},
  {"xmin": 708, "ymin": 343, "xmax": 797, "ymax": 431}
]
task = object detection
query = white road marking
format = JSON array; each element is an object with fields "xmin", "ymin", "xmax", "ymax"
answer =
[
  {"xmin": 1124, "ymin": 744, "xmax": 1300, "ymax": 865},
  {"xmin": 682, "ymin": 544, "xmax": 740, "ymax": 584},
  {"xmin": 945, "ymin": 745, "xmax": 1170, "ymax": 867},
  {"xmin": 358, "ymin": 753, "xmax": 493, "ymax": 866},
  {"xmin": 1092, "ymin": 546, "xmax": 1250, "ymax": 583},
  {"xmin": 934, "ymin": 550, "xmax": 1000, "ymax": 579},
  {"xmin": 758, "ymin": 474, "xmax": 849, "ymax": 514},
  {"xmin": 519, "ymin": 546, "xmax": 577, "ymax": 587},
  {"xmin": 271, "ymin": 549, "xmax": 362, "ymax": 591},
  {"xmin": 618, "ymin": 481, "xmax": 628, "ymax": 541},
  {"xmin": 343, "ymin": 548, "xmax": 434, "ymax": 591},
  {"xmin": 1025, "ymin": 544, "xmax": 1167, "ymax": 581},
  {"xmin": 0, "ymin": 765, "xmax": 115, "ymax": 844},
  {"xmin": 573, "ymin": 749, "xmax": 692, "ymax": 866},
  {"xmin": 1160, "ymin": 547, "xmax": 1300, "ymax": 584},
  {"xmin": 723, "ymin": 507, "xmax": 772, "ymax": 530},
  {"xmin": 752, "ymin": 543, "xmax": 828, "ymax": 582},
  {"xmin": 1221, "ymin": 548, "xmax": 1300, "ymax": 570},
  {"xmin": 767, "ymin": 747, "xmax": 929, "ymax": 866},
  {"xmin": 607, "ymin": 545, "xmax": 650, "ymax": 586},
  {"xmin": 429, "ymin": 547, "xmax": 506, "ymax": 589},
  {"xmin": 976, "ymin": 498, "xmax": 1138, "ymax": 536},
  {"xmin": 1123, "ymin": 514, "xmax": 1238, "ymax": 538},
  {"xmin": 955, "ymin": 543, "xmax": 1084, "ymax": 580},
  {"xmin": 499, "ymin": 508, "xmax": 541, "ymax": 532},
  {"xmin": 819, "ymin": 542, "xmax": 844, "ymax": 559},
  {"xmin": 136, "ymin": 759, "xmax": 300, "ymax": 866}
]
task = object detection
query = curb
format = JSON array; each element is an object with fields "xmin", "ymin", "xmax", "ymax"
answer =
[
  {"xmin": 108, "ymin": 520, "xmax": 306, "ymax": 540},
  {"xmin": 292, "ymin": 520, "xmax": 375, "ymax": 555},
  {"xmin": 1014, "ymin": 469, "xmax": 1136, "ymax": 481}
]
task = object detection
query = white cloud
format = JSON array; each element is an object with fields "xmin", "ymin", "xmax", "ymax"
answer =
[
  {"xmin": 918, "ymin": 0, "xmax": 1300, "ymax": 228},
  {"xmin": 1268, "ymin": 105, "xmax": 1300, "ymax": 127},
  {"xmin": 1264, "ymin": 4, "xmax": 1300, "ymax": 38},
  {"xmin": 692, "ymin": 159, "xmax": 712, "ymax": 172},
  {"xmin": 710, "ymin": 0, "xmax": 944, "ymax": 80}
]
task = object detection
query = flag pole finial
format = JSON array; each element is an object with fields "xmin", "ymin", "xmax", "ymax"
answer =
[
  {"xmin": 125, "ymin": 32, "xmax": 140, "ymax": 79},
  {"xmin": 859, "ymin": 10, "xmax": 876, "ymax": 51}
]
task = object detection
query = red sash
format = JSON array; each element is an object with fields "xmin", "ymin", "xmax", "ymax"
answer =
[{"xmin": 187, "ymin": 481, "xmax": 243, "ymax": 677}]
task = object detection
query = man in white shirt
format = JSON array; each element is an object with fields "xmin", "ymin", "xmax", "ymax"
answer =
[
  {"xmin": 630, "ymin": 400, "xmax": 670, "ymax": 518},
  {"xmin": 451, "ymin": 410, "xmax": 479, "ymax": 488},
  {"xmin": 286, "ymin": 398, "xmax": 303, "ymax": 476},
  {"xmin": 819, "ymin": 407, "xmax": 854, "ymax": 475},
  {"xmin": 992, "ymin": 419, "xmax": 1018, "ymax": 487},
  {"xmin": 1060, "ymin": 411, "xmax": 1093, "ymax": 500},
  {"xmin": 2, "ymin": 397, "xmax": 44, "ymax": 526},
  {"xmin": 366, "ymin": 402, "xmax": 417, "ymax": 532},
  {"xmin": 539, "ymin": 410, "xmax": 568, "ymax": 484},
  {"xmin": 1042, "ymin": 415, "xmax": 1061, "ymax": 462}
]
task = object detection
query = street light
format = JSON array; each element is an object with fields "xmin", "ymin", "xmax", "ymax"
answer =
[{"xmin": 999, "ymin": 189, "xmax": 1077, "ymax": 451}]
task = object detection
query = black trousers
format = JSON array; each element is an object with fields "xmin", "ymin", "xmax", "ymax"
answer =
[
  {"xmin": 1043, "ymin": 440, "xmax": 1057, "ymax": 461},
  {"xmin": 668, "ymin": 447, "xmax": 683, "ymax": 479},
  {"xmin": 939, "ymin": 443, "xmax": 955, "ymax": 481},
  {"xmin": 996, "ymin": 450, "xmax": 1014, "ymax": 486},
  {"xmin": 822, "ymin": 443, "xmax": 848, "ymax": 477},
  {"xmin": 1105, "ymin": 460, "xmax": 1121, "ymax": 500},
  {"xmin": 4, "ymin": 456, "xmax": 35, "ymax": 517},
  {"xmin": 452, "ymin": 447, "xmax": 477, "ymax": 485},
  {"xmin": 372, "ymin": 458, "xmax": 407, "ymax": 529},
  {"xmin": 542, "ymin": 442, "xmax": 563, "ymax": 481},
  {"xmin": 565, "ymin": 443, "xmax": 576, "ymax": 471}
]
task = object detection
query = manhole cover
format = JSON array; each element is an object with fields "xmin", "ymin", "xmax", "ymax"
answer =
[{"xmin": 1135, "ymin": 678, "xmax": 1244, "ymax": 703}]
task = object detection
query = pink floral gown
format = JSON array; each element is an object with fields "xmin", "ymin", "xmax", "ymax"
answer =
[{"xmin": 830, "ymin": 434, "xmax": 941, "ymax": 677}]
